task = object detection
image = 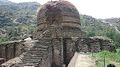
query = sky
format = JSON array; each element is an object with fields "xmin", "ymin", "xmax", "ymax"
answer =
[{"xmin": 9, "ymin": 0, "xmax": 120, "ymax": 19}]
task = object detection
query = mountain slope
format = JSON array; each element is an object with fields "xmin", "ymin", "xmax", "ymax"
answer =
[
  {"xmin": 80, "ymin": 15, "xmax": 120, "ymax": 46},
  {"xmin": 103, "ymin": 18, "xmax": 120, "ymax": 32},
  {"xmin": 0, "ymin": 0, "xmax": 13, "ymax": 5},
  {"xmin": 80, "ymin": 15, "xmax": 114, "ymax": 37},
  {"xmin": 0, "ymin": 1, "xmax": 40, "ymax": 42}
]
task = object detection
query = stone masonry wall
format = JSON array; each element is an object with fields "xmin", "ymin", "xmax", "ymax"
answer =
[
  {"xmin": 0, "ymin": 40, "xmax": 24, "ymax": 62},
  {"xmin": 1, "ymin": 39, "xmax": 52, "ymax": 67},
  {"xmin": 0, "ymin": 37, "xmax": 115, "ymax": 67},
  {"xmin": 76, "ymin": 38, "xmax": 115, "ymax": 52},
  {"xmin": 63, "ymin": 38, "xmax": 76, "ymax": 66},
  {"xmin": 51, "ymin": 38, "xmax": 63, "ymax": 67}
]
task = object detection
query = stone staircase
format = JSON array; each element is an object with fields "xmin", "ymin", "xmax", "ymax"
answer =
[
  {"xmin": 1, "ymin": 39, "xmax": 52, "ymax": 67},
  {"xmin": 22, "ymin": 39, "xmax": 51, "ymax": 66}
]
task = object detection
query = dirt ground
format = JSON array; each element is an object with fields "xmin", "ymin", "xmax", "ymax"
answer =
[{"xmin": 68, "ymin": 52, "xmax": 96, "ymax": 67}]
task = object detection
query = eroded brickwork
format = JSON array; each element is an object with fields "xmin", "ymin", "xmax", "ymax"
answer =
[
  {"xmin": 0, "ymin": 1, "xmax": 116, "ymax": 67},
  {"xmin": 0, "ymin": 40, "xmax": 24, "ymax": 61},
  {"xmin": 76, "ymin": 38, "xmax": 115, "ymax": 52},
  {"xmin": 51, "ymin": 38, "xmax": 63, "ymax": 67}
]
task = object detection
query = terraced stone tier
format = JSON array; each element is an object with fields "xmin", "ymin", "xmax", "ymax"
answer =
[
  {"xmin": 22, "ymin": 39, "xmax": 51, "ymax": 66},
  {"xmin": 35, "ymin": 1, "xmax": 82, "ymax": 39}
]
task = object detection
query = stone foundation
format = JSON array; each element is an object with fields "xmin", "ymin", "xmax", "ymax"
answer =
[
  {"xmin": 0, "ymin": 37, "xmax": 115, "ymax": 67},
  {"xmin": 0, "ymin": 40, "xmax": 24, "ymax": 62}
]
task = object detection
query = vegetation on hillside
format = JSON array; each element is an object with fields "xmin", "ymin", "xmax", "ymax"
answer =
[
  {"xmin": 0, "ymin": 1, "xmax": 39, "ymax": 42},
  {"xmin": 80, "ymin": 15, "xmax": 120, "ymax": 47},
  {"xmin": 80, "ymin": 15, "xmax": 120, "ymax": 67}
]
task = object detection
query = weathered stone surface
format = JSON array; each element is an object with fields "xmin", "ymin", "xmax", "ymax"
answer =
[
  {"xmin": 0, "ymin": 1, "xmax": 116, "ymax": 67},
  {"xmin": 0, "ymin": 58, "xmax": 5, "ymax": 65},
  {"xmin": 0, "ymin": 45, "xmax": 5, "ymax": 58},
  {"xmin": 1, "ymin": 39, "xmax": 52, "ymax": 67},
  {"xmin": 1, "ymin": 53, "xmax": 24, "ymax": 67},
  {"xmin": 22, "ymin": 39, "xmax": 51, "ymax": 66},
  {"xmin": 0, "ymin": 37, "xmax": 115, "ymax": 67},
  {"xmin": 34, "ymin": 0, "xmax": 82, "ymax": 39},
  {"xmin": 63, "ymin": 38, "xmax": 76, "ymax": 66},
  {"xmin": 0, "ymin": 40, "xmax": 24, "ymax": 61},
  {"xmin": 76, "ymin": 37, "xmax": 115, "ymax": 52},
  {"xmin": 51, "ymin": 38, "xmax": 63, "ymax": 67}
]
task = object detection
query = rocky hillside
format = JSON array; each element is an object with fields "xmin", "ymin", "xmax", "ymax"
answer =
[
  {"xmin": 104, "ymin": 18, "xmax": 120, "ymax": 24},
  {"xmin": 103, "ymin": 18, "xmax": 120, "ymax": 31}
]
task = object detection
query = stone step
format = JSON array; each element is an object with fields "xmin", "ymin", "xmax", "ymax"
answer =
[
  {"xmin": 29, "ymin": 53, "xmax": 46, "ymax": 56},
  {"xmin": 23, "ymin": 63, "xmax": 38, "ymax": 66},
  {"xmin": 28, "ymin": 51, "xmax": 47, "ymax": 55},
  {"xmin": 24, "ymin": 52, "xmax": 48, "ymax": 58},
  {"xmin": 33, "ymin": 47, "xmax": 48, "ymax": 49},
  {"xmin": 29, "ymin": 51, "xmax": 47, "ymax": 54},
  {"xmin": 33, "ymin": 45, "xmax": 49, "ymax": 49},
  {"xmin": 24, "ymin": 53, "xmax": 43, "ymax": 56},
  {"xmin": 23, "ymin": 58, "xmax": 42, "ymax": 63},
  {"xmin": 24, "ymin": 57, "xmax": 43, "ymax": 60},
  {"xmin": 23, "ymin": 60, "xmax": 39, "ymax": 63},
  {"xmin": 30, "ymin": 48, "xmax": 48, "ymax": 51},
  {"xmin": 24, "ymin": 57, "xmax": 42, "ymax": 60},
  {"xmin": 29, "ymin": 52, "xmax": 43, "ymax": 54}
]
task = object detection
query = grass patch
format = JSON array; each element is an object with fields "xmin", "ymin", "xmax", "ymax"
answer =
[{"xmin": 92, "ymin": 50, "xmax": 120, "ymax": 67}]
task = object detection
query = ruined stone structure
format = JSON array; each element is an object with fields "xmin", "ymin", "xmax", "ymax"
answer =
[
  {"xmin": 76, "ymin": 37, "xmax": 115, "ymax": 52},
  {"xmin": 0, "ymin": 38, "xmax": 115, "ymax": 67},
  {"xmin": 0, "ymin": 0, "xmax": 115, "ymax": 67},
  {"xmin": 0, "ymin": 40, "xmax": 23, "ymax": 61},
  {"xmin": 34, "ymin": 0, "xmax": 83, "ymax": 39},
  {"xmin": 35, "ymin": 1, "xmax": 83, "ymax": 67}
]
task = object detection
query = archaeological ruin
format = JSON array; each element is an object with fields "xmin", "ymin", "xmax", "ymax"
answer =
[{"xmin": 0, "ymin": 0, "xmax": 115, "ymax": 67}]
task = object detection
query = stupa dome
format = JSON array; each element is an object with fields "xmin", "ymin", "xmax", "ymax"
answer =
[{"xmin": 36, "ymin": 1, "xmax": 82, "ymax": 38}]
